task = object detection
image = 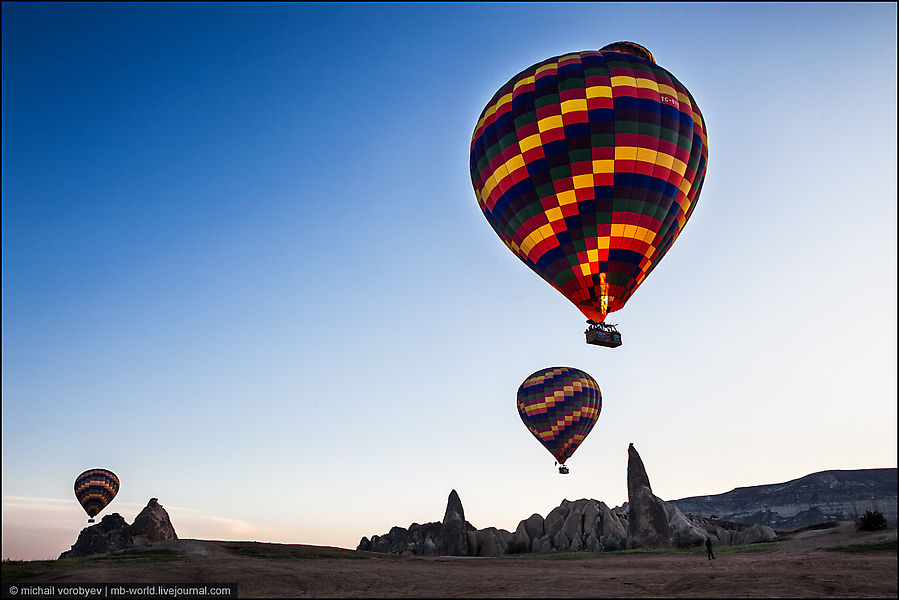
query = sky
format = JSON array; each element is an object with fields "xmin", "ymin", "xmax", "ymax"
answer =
[{"xmin": 2, "ymin": 2, "xmax": 896, "ymax": 561}]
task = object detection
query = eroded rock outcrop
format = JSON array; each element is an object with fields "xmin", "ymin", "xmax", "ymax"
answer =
[
  {"xmin": 598, "ymin": 501, "xmax": 628, "ymax": 550},
  {"xmin": 59, "ymin": 498, "xmax": 177, "ymax": 559},
  {"xmin": 626, "ymin": 443, "xmax": 672, "ymax": 548},
  {"xmin": 440, "ymin": 489, "xmax": 470, "ymax": 556},
  {"xmin": 358, "ymin": 522, "xmax": 446, "ymax": 555},
  {"xmin": 468, "ymin": 527, "xmax": 513, "ymax": 557},
  {"xmin": 358, "ymin": 444, "xmax": 780, "ymax": 557},
  {"xmin": 130, "ymin": 498, "xmax": 178, "ymax": 545},
  {"xmin": 357, "ymin": 490, "xmax": 483, "ymax": 556},
  {"xmin": 510, "ymin": 498, "xmax": 627, "ymax": 554},
  {"xmin": 59, "ymin": 513, "xmax": 132, "ymax": 558}
]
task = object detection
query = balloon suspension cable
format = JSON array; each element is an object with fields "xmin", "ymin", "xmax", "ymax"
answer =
[{"xmin": 585, "ymin": 320, "xmax": 619, "ymax": 333}]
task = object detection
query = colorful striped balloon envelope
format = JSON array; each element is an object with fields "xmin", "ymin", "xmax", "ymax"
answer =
[
  {"xmin": 74, "ymin": 468, "xmax": 119, "ymax": 522},
  {"xmin": 517, "ymin": 367, "xmax": 602, "ymax": 467},
  {"xmin": 471, "ymin": 42, "xmax": 708, "ymax": 325}
]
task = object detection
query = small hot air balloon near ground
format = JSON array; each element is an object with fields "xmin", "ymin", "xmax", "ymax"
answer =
[
  {"xmin": 74, "ymin": 468, "xmax": 119, "ymax": 523},
  {"xmin": 470, "ymin": 42, "xmax": 708, "ymax": 347},
  {"xmin": 517, "ymin": 367, "xmax": 602, "ymax": 474}
]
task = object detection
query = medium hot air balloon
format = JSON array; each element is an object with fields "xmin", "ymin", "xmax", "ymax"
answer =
[
  {"xmin": 470, "ymin": 42, "xmax": 708, "ymax": 347},
  {"xmin": 74, "ymin": 468, "xmax": 119, "ymax": 523},
  {"xmin": 517, "ymin": 367, "xmax": 601, "ymax": 474}
]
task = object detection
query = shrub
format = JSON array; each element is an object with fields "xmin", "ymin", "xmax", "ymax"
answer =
[{"xmin": 856, "ymin": 510, "xmax": 888, "ymax": 531}]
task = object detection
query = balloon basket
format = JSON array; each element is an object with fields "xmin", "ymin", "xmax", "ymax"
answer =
[
  {"xmin": 88, "ymin": 518, "xmax": 95, "ymax": 523},
  {"xmin": 558, "ymin": 465, "xmax": 570, "ymax": 474},
  {"xmin": 585, "ymin": 322, "xmax": 622, "ymax": 347}
]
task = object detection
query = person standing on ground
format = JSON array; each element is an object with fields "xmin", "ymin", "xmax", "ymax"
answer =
[{"xmin": 706, "ymin": 537, "xmax": 715, "ymax": 560}]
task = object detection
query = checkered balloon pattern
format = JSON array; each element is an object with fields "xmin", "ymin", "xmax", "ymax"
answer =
[
  {"xmin": 74, "ymin": 468, "xmax": 119, "ymax": 518},
  {"xmin": 517, "ymin": 367, "xmax": 602, "ymax": 465},
  {"xmin": 470, "ymin": 42, "xmax": 708, "ymax": 323}
]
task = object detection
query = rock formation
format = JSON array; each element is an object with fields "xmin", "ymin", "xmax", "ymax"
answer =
[
  {"xmin": 510, "ymin": 513, "xmax": 544, "ymax": 552},
  {"xmin": 468, "ymin": 527, "xmax": 512, "ymax": 557},
  {"xmin": 60, "ymin": 498, "xmax": 177, "ymax": 559},
  {"xmin": 357, "ymin": 522, "xmax": 448, "ymax": 555},
  {"xmin": 130, "ymin": 498, "xmax": 178, "ymax": 545},
  {"xmin": 439, "ymin": 489, "xmax": 470, "ymax": 556},
  {"xmin": 357, "ymin": 495, "xmax": 631, "ymax": 557},
  {"xmin": 357, "ymin": 490, "xmax": 482, "ymax": 556},
  {"xmin": 58, "ymin": 513, "xmax": 133, "ymax": 558},
  {"xmin": 515, "ymin": 499, "xmax": 628, "ymax": 553},
  {"xmin": 619, "ymin": 445, "xmax": 776, "ymax": 548},
  {"xmin": 358, "ymin": 444, "xmax": 781, "ymax": 557},
  {"xmin": 626, "ymin": 443, "xmax": 672, "ymax": 548}
]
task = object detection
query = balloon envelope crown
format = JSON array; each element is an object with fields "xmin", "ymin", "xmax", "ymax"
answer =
[{"xmin": 598, "ymin": 41, "xmax": 655, "ymax": 64}]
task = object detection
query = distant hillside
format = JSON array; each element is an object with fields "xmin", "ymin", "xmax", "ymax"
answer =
[{"xmin": 669, "ymin": 468, "xmax": 897, "ymax": 530}]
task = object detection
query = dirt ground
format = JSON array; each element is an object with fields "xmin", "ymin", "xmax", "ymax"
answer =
[{"xmin": 5, "ymin": 523, "xmax": 896, "ymax": 598}]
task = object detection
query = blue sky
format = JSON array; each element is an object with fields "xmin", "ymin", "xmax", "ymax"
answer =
[{"xmin": 2, "ymin": 2, "xmax": 896, "ymax": 560}]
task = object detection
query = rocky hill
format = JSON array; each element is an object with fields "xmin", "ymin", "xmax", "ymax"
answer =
[{"xmin": 669, "ymin": 468, "xmax": 898, "ymax": 529}]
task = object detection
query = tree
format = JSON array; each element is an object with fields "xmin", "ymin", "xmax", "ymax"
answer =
[{"xmin": 856, "ymin": 510, "xmax": 888, "ymax": 531}]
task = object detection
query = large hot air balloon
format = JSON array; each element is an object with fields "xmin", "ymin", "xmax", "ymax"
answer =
[
  {"xmin": 517, "ymin": 367, "xmax": 601, "ymax": 474},
  {"xmin": 470, "ymin": 42, "xmax": 708, "ymax": 347},
  {"xmin": 74, "ymin": 468, "xmax": 119, "ymax": 523}
]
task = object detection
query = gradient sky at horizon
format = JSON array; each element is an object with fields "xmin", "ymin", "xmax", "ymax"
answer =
[{"xmin": 2, "ymin": 2, "xmax": 896, "ymax": 560}]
